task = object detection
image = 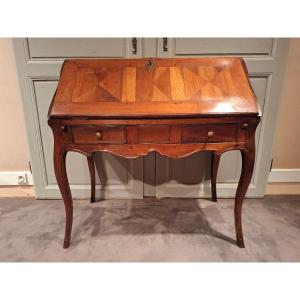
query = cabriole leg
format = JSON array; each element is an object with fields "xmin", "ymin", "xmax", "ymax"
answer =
[
  {"xmin": 211, "ymin": 152, "xmax": 220, "ymax": 202},
  {"xmin": 87, "ymin": 154, "xmax": 96, "ymax": 203},
  {"xmin": 53, "ymin": 148, "xmax": 73, "ymax": 249},
  {"xmin": 234, "ymin": 146, "xmax": 255, "ymax": 248}
]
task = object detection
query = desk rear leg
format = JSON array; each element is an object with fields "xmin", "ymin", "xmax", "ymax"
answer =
[
  {"xmin": 87, "ymin": 154, "xmax": 96, "ymax": 203},
  {"xmin": 211, "ymin": 152, "xmax": 220, "ymax": 202}
]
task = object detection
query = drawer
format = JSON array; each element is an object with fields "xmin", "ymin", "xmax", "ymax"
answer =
[
  {"xmin": 137, "ymin": 125, "xmax": 170, "ymax": 144},
  {"xmin": 182, "ymin": 124, "xmax": 241, "ymax": 143},
  {"xmin": 71, "ymin": 126, "xmax": 126, "ymax": 144}
]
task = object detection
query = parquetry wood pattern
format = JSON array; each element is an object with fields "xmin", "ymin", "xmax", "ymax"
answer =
[
  {"xmin": 48, "ymin": 57, "xmax": 261, "ymax": 249},
  {"xmin": 50, "ymin": 57, "xmax": 259, "ymax": 118}
]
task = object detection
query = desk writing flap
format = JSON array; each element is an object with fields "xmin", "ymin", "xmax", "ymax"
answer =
[{"xmin": 49, "ymin": 57, "xmax": 259, "ymax": 118}]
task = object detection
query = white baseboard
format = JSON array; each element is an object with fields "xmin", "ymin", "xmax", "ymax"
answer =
[
  {"xmin": 269, "ymin": 169, "xmax": 300, "ymax": 183},
  {"xmin": 0, "ymin": 171, "xmax": 34, "ymax": 186},
  {"xmin": 1, "ymin": 169, "xmax": 298, "ymax": 186}
]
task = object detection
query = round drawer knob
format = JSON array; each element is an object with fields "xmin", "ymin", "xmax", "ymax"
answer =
[
  {"xmin": 96, "ymin": 132, "xmax": 102, "ymax": 140},
  {"xmin": 208, "ymin": 130, "xmax": 214, "ymax": 137},
  {"xmin": 241, "ymin": 123, "xmax": 249, "ymax": 129}
]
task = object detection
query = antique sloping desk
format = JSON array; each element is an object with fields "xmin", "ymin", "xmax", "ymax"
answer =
[{"xmin": 48, "ymin": 57, "xmax": 261, "ymax": 249}]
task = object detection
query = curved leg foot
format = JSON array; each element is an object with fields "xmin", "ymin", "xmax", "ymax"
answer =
[
  {"xmin": 211, "ymin": 152, "xmax": 220, "ymax": 202},
  {"xmin": 234, "ymin": 146, "xmax": 255, "ymax": 248},
  {"xmin": 87, "ymin": 154, "xmax": 96, "ymax": 203},
  {"xmin": 63, "ymin": 240, "xmax": 70, "ymax": 249},
  {"xmin": 53, "ymin": 148, "xmax": 73, "ymax": 249}
]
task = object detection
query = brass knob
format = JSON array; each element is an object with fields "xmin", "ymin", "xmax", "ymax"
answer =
[
  {"xmin": 241, "ymin": 123, "xmax": 249, "ymax": 129},
  {"xmin": 208, "ymin": 130, "xmax": 214, "ymax": 137},
  {"xmin": 96, "ymin": 132, "xmax": 102, "ymax": 140}
]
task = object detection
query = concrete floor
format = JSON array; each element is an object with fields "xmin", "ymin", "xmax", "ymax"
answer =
[{"xmin": 0, "ymin": 195, "xmax": 299, "ymax": 262}]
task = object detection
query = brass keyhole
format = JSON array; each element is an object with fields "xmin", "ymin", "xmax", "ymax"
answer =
[{"xmin": 145, "ymin": 59, "xmax": 155, "ymax": 70}]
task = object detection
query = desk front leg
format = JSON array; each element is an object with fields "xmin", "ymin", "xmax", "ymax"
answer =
[
  {"xmin": 53, "ymin": 143, "xmax": 73, "ymax": 249},
  {"xmin": 234, "ymin": 143, "xmax": 255, "ymax": 248}
]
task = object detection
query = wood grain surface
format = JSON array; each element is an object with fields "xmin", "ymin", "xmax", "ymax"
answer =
[
  {"xmin": 48, "ymin": 57, "xmax": 261, "ymax": 249},
  {"xmin": 49, "ymin": 57, "xmax": 259, "ymax": 118}
]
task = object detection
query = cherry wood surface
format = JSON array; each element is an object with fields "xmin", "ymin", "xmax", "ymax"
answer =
[
  {"xmin": 49, "ymin": 57, "xmax": 259, "ymax": 118},
  {"xmin": 48, "ymin": 57, "xmax": 261, "ymax": 249},
  {"xmin": 72, "ymin": 125, "xmax": 126, "ymax": 144}
]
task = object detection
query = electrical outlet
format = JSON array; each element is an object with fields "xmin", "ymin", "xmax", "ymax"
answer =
[{"xmin": 17, "ymin": 175, "xmax": 28, "ymax": 185}]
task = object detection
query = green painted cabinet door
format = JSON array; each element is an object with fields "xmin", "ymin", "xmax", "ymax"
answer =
[
  {"xmin": 14, "ymin": 38, "xmax": 143, "ymax": 199},
  {"xmin": 14, "ymin": 38, "xmax": 289, "ymax": 199},
  {"xmin": 155, "ymin": 38, "xmax": 289, "ymax": 198}
]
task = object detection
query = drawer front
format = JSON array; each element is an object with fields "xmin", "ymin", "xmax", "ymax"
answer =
[
  {"xmin": 182, "ymin": 124, "xmax": 242, "ymax": 143},
  {"xmin": 137, "ymin": 125, "xmax": 170, "ymax": 144},
  {"xmin": 72, "ymin": 126, "xmax": 126, "ymax": 144}
]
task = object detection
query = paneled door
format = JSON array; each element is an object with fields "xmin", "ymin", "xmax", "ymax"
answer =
[
  {"xmin": 14, "ymin": 38, "xmax": 144, "ymax": 199},
  {"xmin": 14, "ymin": 38, "xmax": 289, "ymax": 199},
  {"xmin": 155, "ymin": 38, "xmax": 289, "ymax": 198}
]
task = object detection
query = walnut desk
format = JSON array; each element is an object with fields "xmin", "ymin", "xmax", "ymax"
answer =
[{"xmin": 48, "ymin": 57, "xmax": 261, "ymax": 249}]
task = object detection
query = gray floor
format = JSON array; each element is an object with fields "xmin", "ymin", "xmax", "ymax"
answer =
[{"xmin": 0, "ymin": 195, "xmax": 299, "ymax": 262}]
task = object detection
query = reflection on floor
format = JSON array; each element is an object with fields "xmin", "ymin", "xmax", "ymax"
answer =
[{"xmin": 0, "ymin": 195, "xmax": 299, "ymax": 262}]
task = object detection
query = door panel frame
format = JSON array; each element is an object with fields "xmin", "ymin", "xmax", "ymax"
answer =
[
  {"xmin": 155, "ymin": 38, "xmax": 289, "ymax": 198},
  {"xmin": 14, "ymin": 38, "xmax": 289, "ymax": 199},
  {"xmin": 14, "ymin": 38, "xmax": 144, "ymax": 199}
]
